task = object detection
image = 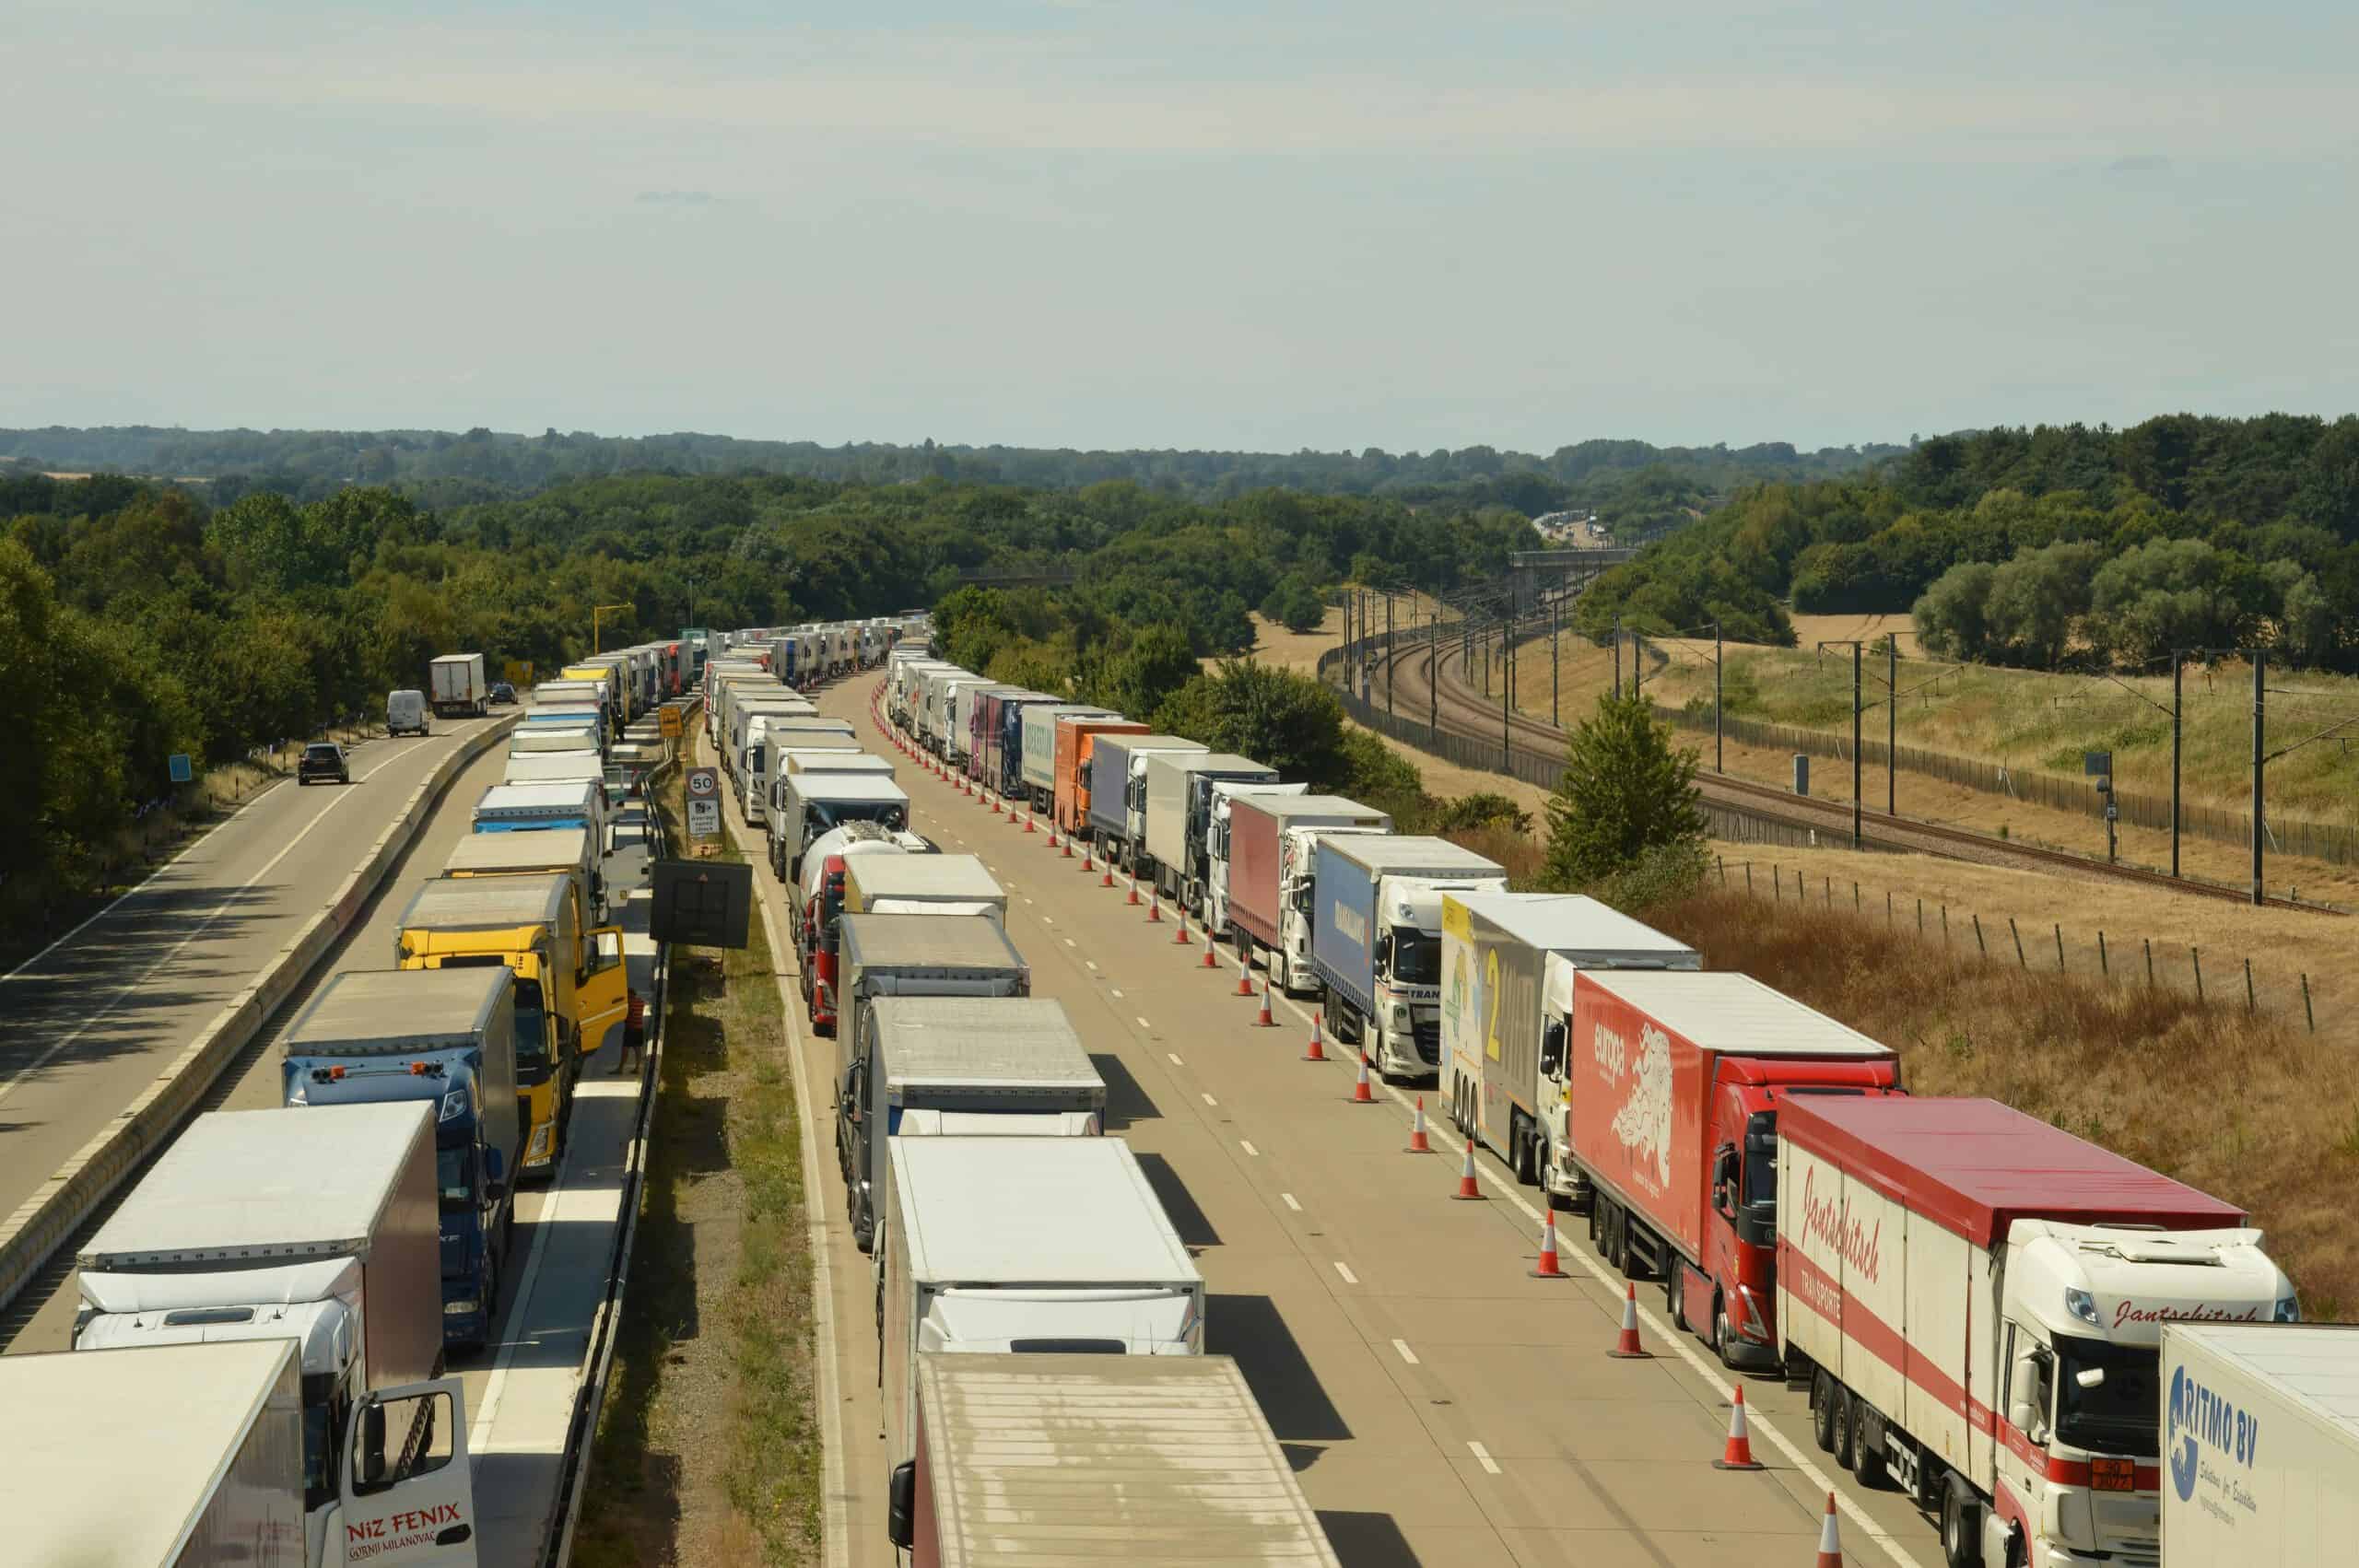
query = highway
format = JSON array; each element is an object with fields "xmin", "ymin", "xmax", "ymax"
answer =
[
  {"xmin": 3, "ymin": 710, "xmax": 667, "ymax": 1564},
  {"xmin": 737, "ymin": 675, "xmax": 1951, "ymax": 1568}
]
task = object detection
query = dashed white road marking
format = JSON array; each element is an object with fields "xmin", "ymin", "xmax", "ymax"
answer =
[
  {"xmin": 1281, "ymin": 1192, "xmax": 1302, "ymax": 1211},
  {"xmin": 1239, "ymin": 1140, "xmax": 1259, "ymax": 1156},
  {"xmin": 1201, "ymin": 1092, "xmax": 1218, "ymax": 1108},
  {"xmin": 1392, "ymin": 1339, "xmax": 1420, "ymax": 1366},
  {"xmin": 1332, "ymin": 1260, "xmax": 1358, "ymax": 1285},
  {"xmin": 1468, "ymin": 1441, "xmax": 1501, "ymax": 1475}
]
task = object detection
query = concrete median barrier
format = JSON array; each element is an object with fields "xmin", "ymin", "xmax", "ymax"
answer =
[{"xmin": 0, "ymin": 716, "xmax": 521, "ymax": 1313}]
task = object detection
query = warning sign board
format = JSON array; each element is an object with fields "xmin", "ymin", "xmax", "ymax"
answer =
[
  {"xmin": 686, "ymin": 766, "xmax": 721, "ymax": 838},
  {"xmin": 660, "ymin": 706, "xmax": 684, "ymax": 739}
]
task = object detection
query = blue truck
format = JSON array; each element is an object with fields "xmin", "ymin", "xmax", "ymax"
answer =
[
  {"xmin": 1308, "ymin": 835, "xmax": 1507, "ymax": 1082},
  {"xmin": 281, "ymin": 966, "xmax": 522, "ymax": 1352}
]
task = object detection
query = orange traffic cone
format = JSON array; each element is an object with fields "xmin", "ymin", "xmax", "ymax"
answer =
[
  {"xmin": 1234, "ymin": 951, "xmax": 1255, "ymax": 996},
  {"xmin": 1061, "ymin": 835, "xmax": 1073, "ymax": 858},
  {"xmin": 1022, "ymin": 813, "xmax": 1034, "ymax": 833},
  {"xmin": 1147, "ymin": 891, "xmax": 1163, "ymax": 923},
  {"xmin": 1530, "ymin": 1211, "xmax": 1567, "ymax": 1279},
  {"xmin": 1253, "ymin": 979, "xmax": 1275, "ymax": 1027},
  {"xmin": 1712, "ymin": 1386, "xmax": 1764, "ymax": 1470},
  {"xmin": 1201, "ymin": 927, "xmax": 1219, "ymax": 969},
  {"xmin": 1125, "ymin": 873, "xmax": 1141, "ymax": 907},
  {"xmin": 1405, "ymin": 1096, "xmax": 1432, "ymax": 1153},
  {"xmin": 1100, "ymin": 863, "xmax": 1114, "ymax": 888},
  {"xmin": 1303, "ymin": 1011, "xmax": 1327, "ymax": 1062},
  {"xmin": 1813, "ymin": 1493, "xmax": 1843, "ymax": 1566},
  {"xmin": 1350, "ymin": 1050, "xmax": 1375, "ymax": 1103},
  {"xmin": 1450, "ymin": 1141, "xmax": 1484, "ymax": 1200},
  {"xmin": 1608, "ymin": 1284, "xmax": 1649, "ymax": 1359}
]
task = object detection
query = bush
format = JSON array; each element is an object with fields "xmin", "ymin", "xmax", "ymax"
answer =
[{"xmin": 1543, "ymin": 693, "xmax": 1706, "ymax": 888}]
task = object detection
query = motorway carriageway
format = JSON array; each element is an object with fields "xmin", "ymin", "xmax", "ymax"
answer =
[
  {"xmin": 736, "ymin": 678, "xmax": 1948, "ymax": 1568},
  {"xmin": 2, "ymin": 714, "xmax": 665, "ymax": 1565}
]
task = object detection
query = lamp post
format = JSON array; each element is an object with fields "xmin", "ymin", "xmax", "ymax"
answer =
[{"xmin": 593, "ymin": 603, "xmax": 631, "ymax": 655}]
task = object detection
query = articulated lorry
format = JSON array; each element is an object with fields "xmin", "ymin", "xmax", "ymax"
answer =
[
  {"xmin": 1778, "ymin": 1095, "xmax": 2293, "ymax": 1568},
  {"xmin": 1439, "ymin": 893, "xmax": 1698, "ymax": 1189},
  {"xmin": 11, "ymin": 1338, "xmax": 478, "ymax": 1568},
  {"xmin": 1187, "ymin": 775, "xmax": 1301, "ymax": 924},
  {"xmin": 428, "ymin": 652, "xmax": 487, "ymax": 719},
  {"xmin": 2160, "ymin": 1322, "xmax": 2359, "ymax": 1564},
  {"xmin": 1053, "ymin": 716, "xmax": 1145, "ymax": 838},
  {"xmin": 1216, "ymin": 793, "xmax": 1388, "ymax": 994},
  {"xmin": 470, "ymin": 778, "xmax": 605, "ymax": 852},
  {"xmin": 279, "ymin": 969, "xmax": 522, "ymax": 1350},
  {"xmin": 876, "ymin": 1137, "xmax": 1204, "ymax": 1480},
  {"xmin": 1309, "ymin": 835, "xmax": 1506, "ymax": 1079},
  {"xmin": 1086, "ymin": 734, "xmax": 1206, "ymax": 873},
  {"xmin": 887, "ymin": 1352, "xmax": 1337, "ymax": 1568},
  {"xmin": 835, "ymin": 915, "xmax": 1030, "ymax": 1248},
  {"xmin": 840, "ymin": 996, "xmax": 1105, "ymax": 1246},
  {"xmin": 394, "ymin": 873, "xmax": 627, "ymax": 1183},
  {"xmin": 1012, "ymin": 701, "xmax": 1110, "ymax": 809},
  {"xmin": 991, "ymin": 693, "xmax": 1073, "ymax": 802},
  {"xmin": 792, "ymin": 823, "xmax": 932, "ymax": 1033},
  {"xmin": 844, "ymin": 852, "xmax": 1004, "ymax": 923},
  {"xmin": 778, "ymin": 773, "xmax": 910, "ymax": 884},
  {"xmin": 1139, "ymin": 751, "xmax": 1276, "ymax": 907}
]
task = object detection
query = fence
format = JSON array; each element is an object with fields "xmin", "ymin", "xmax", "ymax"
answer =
[
  {"xmin": 1325, "ymin": 616, "xmax": 2359, "ymax": 868},
  {"xmin": 1714, "ymin": 855, "xmax": 2323, "ymax": 1033}
]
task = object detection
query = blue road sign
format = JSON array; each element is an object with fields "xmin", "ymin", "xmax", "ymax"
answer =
[{"xmin": 168, "ymin": 754, "xmax": 194, "ymax": 784}]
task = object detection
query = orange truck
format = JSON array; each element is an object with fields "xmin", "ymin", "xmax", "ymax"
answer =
[{"xmin": 1053, "ymin": 718, "xmax": 1147, "ymax": 837}]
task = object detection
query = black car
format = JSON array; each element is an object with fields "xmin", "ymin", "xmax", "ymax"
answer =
[
  {"xmin": 298, "ymin": 742, "xmax": 349, "ymax": 785},
  {"xmin": 489, "ymin": 682, "xmax": 518, "ymax": 706}
]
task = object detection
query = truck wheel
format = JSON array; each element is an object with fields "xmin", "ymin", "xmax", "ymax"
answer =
[
  {"xmin": 1664, "ymin": 1272, "xmax": 1686, "ymax": 1333},
  {"xmin": 1829, "ymin": 1386, "xmax": 1857, "ymax": 1470},
  {"xmin": 1811, "ymin": 1370, "xmax": 1837, "ymax": 1453},
  {"xmin": 1940, "ymin": 1473, "xmax": 1984, "ymax": 1568},
  {"xmin": 1853, "ymin": 1413, "xmax": 1889, "ymax": 1489},
  {"xmin": 1513, "ymin": 1130, "xmax": 1538, "ymax": 1187}
]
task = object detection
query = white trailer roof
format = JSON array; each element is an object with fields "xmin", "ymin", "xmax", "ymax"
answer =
[
  {"xmin": 916, "ymin": 1352, "xmax": 1339, "ymax": 1568},
  {"xmin": 2169, "ymin": 1323, "xmax": 2359, "ymax": 1433},
  {"xmin": 842, "ymin": 913, "xmax": 1025, "ymax": 970},
  {"xmin": 872, "ymin": 997, "xmax": 1099, "ymax": 1092},
  {"xmin": 80, "ymin": 1103, "xmax": 429, "ymax": 1266},
  {"xmin": 890, "ymin": 1136, "xmax": 1198, "ymax": 1285},
  {"xmin": 1452, "ymin": 893, "xmax": 1696, "ymax": 965},
  {"xmin": 1238, "ymin": 793, "xmax": 1387, "ymax": 825},
  {"xmin": 475, "ymin": 780, "xmax": 598, "ymax": 813},
  {"xmin": 444, "ymin": 826, "xmax": 591, "ymax": 874},
  {"xmin": 850, "ymin": 853, "xmax": 1001, "ymax": 903},
  {"xmin": 1566, "ymin": 970, "xmax": 1893, "ymax": 1058},
  {"xmin": 1, "ymin": 1340, "xmax": 301, "ymax": 1568},
  {"xmin": 788, "ymin": 774, "xmax": 907, "ymax": 804},
  {"xmin": 1323, "ymin": 834, "xmax": 1501, "ymax": 878},
  {"xmin": 285, "ymin": 966, "xmax": 509, "ymax": 1050}
]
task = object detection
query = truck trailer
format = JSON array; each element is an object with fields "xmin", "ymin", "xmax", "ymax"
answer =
[
  {"xmin": 1777, "ymin": 1095, "xmax": 2294, "ymax": 1568},
  {"xmin": 844, "ymin": 852, "xmax": 1005, "ymax": 923},
  {"xmin": 778, "ymin": 773, "xmax": 910, "ymax": 883},
  {"xmin": 1218, "ymin": 794, "xmax": 1389, "ymax": 994},
  {"xmin": 1053, "ymin": 717, "xmax": 1146, "ymax": 837},
  {"xmin": 2160, "ymin": 1322, "xmax": 2359, "ymax": 1565},
  {"xmin": 1308, "ymin": 835, "xmax": 1506, "ymax": 1079},
  {"xmin": 1139, "ymin": 750, "xmax": 1275, "ymax": 906},
  {"xmin": 792, "ymin": 823, "xmax": 933, "ymax": 1033},
  {"xmin": 428, "ymin": 652, "xmax": 487, "ymax": 719},
  {"xmin": 1086, "ymin": 734, "xmax": 1206, "ymax": 873},
  {"xmin": 887, "ymin": 1352, "xmax": 1338, "ymax": 1568}
]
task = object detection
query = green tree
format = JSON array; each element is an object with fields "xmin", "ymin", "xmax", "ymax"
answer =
[
  {"xmin": 1542, "ymin": 693, "xmax": 1706, "ymax": 887},
  {"xmin": 1259, "ymin": 575, "xmax": 1326, "ymax": 633},
  {"xmin": 1084, "ymin": 625, "xmax": 1201, "ymax": 720},
  {"xmin": 1912, "ymin": 560, "xmax": 1999, "ymax": 660},
  {"xmin": 1147, "ymin": 661, "xmax": 1351, "ymax": 789}
]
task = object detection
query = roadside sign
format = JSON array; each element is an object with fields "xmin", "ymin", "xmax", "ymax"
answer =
[
  {"xmin": 2083, "ymin": 750, "xmax": 2112, "ymax": 776},
  {"xmin": 687, "ymin": 766, "xmax": 721, "ymax": 837},
  {"xmin": 660, "ymin": 707, "xmax": 684, "ymax": 739},
  {"xmin": 650, "ymin": 860, "xmax": 751, "ymax": 948},
  {"xmin": 505, "ymin": 660, "xmax": 534, "ymax": 689},
  {"xmin": 168, "ymin": 754, "xmax": 194, "ymax": 784}
]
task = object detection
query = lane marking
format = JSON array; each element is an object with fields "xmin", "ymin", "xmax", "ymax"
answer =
[
  {"xmin": 1468, "ymin": 1441, "xmax": 1501, "ymax": 1476},
  {"xmin": 1333, "ymin": 1260, "xmax": 1358, "ymax": 1285},
  {"xmin": 1110, "ymin": 988, "xmax": 1123, "ymax": 998},
  {"xmin": 1281, "ymin": 1192, "xmax": 1302, "ymax": 1211},
  {"xmin": 1201, "ymin": 1093, "xmax": 1218, "ymax": 1108},
  {"xmin": 1393, "ymin": 1338, "xmax": 1420, "ymax": 1366},
  {"xmin": 1084, "ymin": 959, "xmax": 1097, "ymax": 972},
  {"xmin": 1166, "ymin": 1051, "xmax": 1183, "ymax": 1067},
  {"xmin": 1063, "ymin": 938, "xmax": 1075, "ymax": 947},
  {"xmin": 1239, "ymin": 1140, "xmax": 1259, "ymax": 1156},
  {"xmin": 1138, "ymin": 1016, "xmax": 1154, "ymax": 1031}
]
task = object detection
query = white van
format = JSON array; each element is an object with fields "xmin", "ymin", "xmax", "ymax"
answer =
[{"xmin": 386, "ymin": 688, "xmax": 429, "ymax": 736}]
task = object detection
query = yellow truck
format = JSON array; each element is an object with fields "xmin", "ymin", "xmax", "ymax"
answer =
[{"xmin": 393, "ymin": 872, "xmax": 628, "ymax": 1181}]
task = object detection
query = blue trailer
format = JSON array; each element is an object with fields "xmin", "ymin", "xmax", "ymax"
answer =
[
  {"xmin": 1085, "ymin": 734, "xmax": 1206, "ymax": 873},
  {"xmin": 1307, "ymin": 835, "xmax": 1507, "ymax": 1082}
]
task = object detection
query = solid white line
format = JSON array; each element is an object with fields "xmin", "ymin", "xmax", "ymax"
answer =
[
  {"xmin": 1258, "ymin": 985, "xmax": 1926, "ymax": 1568},
  {"xmin": 1239, "ymin": 1140, "xmax": 1259, "ymax": 1156},
  {"xmin": 1281, "ymin": 1192, "xmax": 1302, "ymax": 1211},
  {"xmin": 468, "ymin": 1131, "xmax": 571, "ymax": 1451},
  {"xmin": 1393, "ymin": 1338, "xmax": 1420, "ymax": 1365},
  {"xmin": 1333, "ymin": 1260, "xmax": 1358, "ymax": 1285},
  {"xmin": 1468, "ymin": 1440, "xmax": 1501, "ymax": 1476}
]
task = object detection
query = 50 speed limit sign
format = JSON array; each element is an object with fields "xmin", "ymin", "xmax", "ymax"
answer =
[{"xmin": 687, "ymin": 766, "xmax": 722, "ymax": 837}]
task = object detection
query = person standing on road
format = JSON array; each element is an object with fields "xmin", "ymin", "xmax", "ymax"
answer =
[{"xmin": 616, "ymin": 989, "xmax": 646, "ymax": 1074}]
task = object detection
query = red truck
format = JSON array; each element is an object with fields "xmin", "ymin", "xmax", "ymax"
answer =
[{"xmin": 1559, "ymin": 969, "xmax": 1900, "ymax": 1369}]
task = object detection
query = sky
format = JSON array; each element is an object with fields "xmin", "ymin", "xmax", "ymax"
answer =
[{"xmin": 6, "ymin": 0, "xmax": 2357, "ymax": 453}]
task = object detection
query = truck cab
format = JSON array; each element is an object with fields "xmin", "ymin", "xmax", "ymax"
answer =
[
  {"xmin": 1310, "ymin": 836, "xmax": 1508, "ymax": 1080},
  {"xmin": 1196, "ymin": 778, "xmax": 1305, "ymax": 928},
  {"xmin": 792, "ymin": 823, "xmax": 929, "ymax": 1034}
]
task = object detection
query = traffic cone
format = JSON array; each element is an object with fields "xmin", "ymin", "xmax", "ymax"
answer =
[
  {"xmin": 1253, "ymin": 979, "xmax": 1275, "ymax": 1026},
  {"xmin": 1450, "ymin": 1141, "xmax": 1484, "ymax": 1199},
  {"xmin": 1303, "ymin": 1012, "xmax": 1327, "ymax": 1062},
  {"xmin": 1061, "ymin": 835, "xmax": 1074, "ymax": 859},
  {"xmin": 1607, "ymin": 1284, "xmax": 1649, "ymax": 1359},
  {"xmin": 1529, "ymin": 1211, "xmax": 1567, "ymax": 1279},
  {"xmin": 1350, "ymin": 1050, "xmax": 1376, "ymax": 1103},
  {"xmin": 1405, "ymin": 1096, "xmax": 1432, "ymax": 1153},
  {"xmin": 1712, "ymin": 1386, "xmax": 1764, "ymax": 1470},
  {"xmin": 1147, "ymin": 890, "xmax": 1163, "ymax": 923},
  {"xmin": 1234, "ymin": 951, "xmax": 1255, "ymax": 996},
  {"xmin": 1126, "ymin": 873, "xmax": 1141, "ymax": 907},
  {"xmin": 1813, "ymin": 1492, "xmax": 1843, "ymax": 1566},
  {"xmin": 1022, "ymin": 812, "xmax": 1034, "ymax": 833},
  {"xmin": 1201, "ymin": 927, "xmax": 1219, "ymax": 968},
  {"xmin": 1100, "ymin": 863, "xmax": 1114, "ymax": 888}
]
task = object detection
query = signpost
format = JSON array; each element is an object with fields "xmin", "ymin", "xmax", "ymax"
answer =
[
  {"xmin": 2086, "ymin": 750, "xmax": 2116, "ymax": 863},
  {"xmin": 686, "ymin": 766, "xmax": 721, "ymax": 840}
]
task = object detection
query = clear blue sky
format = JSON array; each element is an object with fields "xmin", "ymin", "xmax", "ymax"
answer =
[{"xmin": 6, "ymin": 0, "xmax": 2355, "ymax": 451}]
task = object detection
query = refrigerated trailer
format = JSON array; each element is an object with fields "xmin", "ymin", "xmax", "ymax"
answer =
[
  {"xmin": 1777, "ymin": 1095, "xmax": 2293, "ymax": 1568},
  {"xmin": 1308, "ymin": 835, "xmax": 1506, "ymax": 1079},
  {"xmin": 2160, "ymin": 1322, "xmax": 2359, "ymax": 1564},
  {"xmin": 1217, "ymin": 794, "xmax": 1389, "ymax": 994},
  {"xmin": 1140, "ymin": 751, "xmax": 1274, "ymax": 904}
]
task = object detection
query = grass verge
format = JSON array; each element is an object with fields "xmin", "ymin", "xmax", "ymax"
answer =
[{"xmin": 1640, "ymin": 885, "xmax": 2357, "ymax": 1317}]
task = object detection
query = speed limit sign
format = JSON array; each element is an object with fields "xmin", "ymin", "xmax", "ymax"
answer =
[{"xmin": 687, "ymin": 766, "xmax": 721, "ymax": 837}]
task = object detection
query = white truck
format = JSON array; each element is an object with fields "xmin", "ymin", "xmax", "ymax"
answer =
[
  {"xmin": 743, "ymin": 714, "xmax": 853, "ymax": 824},
  {"xmin": 1777, "ymin": 1094, "xmax": 2294, "ymax": 1568},
  {"xmin": 875, "ymin": 1136, "xmax": 1205, "ymax": 1480},
  {"xmin": 2160, "ymin": 1322, "xmax": 2359, "ymax": 1564},
  {"xmin": 843, "ymin": 852, "xmax": 1005, "ymax": 923},
  {"xmin": 428, "ymin": 653, "xmax": 487, "ymax": 719},
  {"xmin": 778, "ymin": 773, "xmax": 911, "ymax": 883},
  {"xmin": 1308, "ymin": 835, "xmax": 1507, "ymax": 1079},
  {"xmin": 1215, "ymin": 793, "xmax": 1389, "ymax": 995},
  {"xmin": 886, "ymin": 1353, "xmax": 1338, "ymax": 1568},
  {"xmin": 1017, "ymin": 703, "xmax": 1115, "ymax": 813},
  {"xmin": 1139, "ymin": 751, "xmax": 1276, "ymax": 907},
  {"xmin": 73, "ymin": 1104, "xmax": 468, "ymax": 1565},
  {"xmin": 842, "ymin": 996, "xmax": 1105, "ymax": 1255},
  {"xmin": 6, "ymin": 1338, "xmax": 477, "ymax": 1567}
]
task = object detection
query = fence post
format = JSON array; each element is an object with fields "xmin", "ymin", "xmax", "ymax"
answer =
[
  {"xmin": 1824, "ymin": 876, "xmax": 1832, "ymax": 908},
  {"xmin": 1854, "ymin": 882, "xmax": 1860, "ymax": 913},
  {"xmin": 2303, "ymin": 973, "xmax": 2314, "ymax": 1033},
  {"xmin": 1772, "ymin": 867, "xmax": 1780, "ymax": 901},
  {"xmin": 1745, "ymin": 863, "xmax": 1754, "ymax": 895},
  {"xmin": 1942, "ymin": 905, "xmax": 1949, "ymax": 946},
  {"xmin": 2191, "ymin": 947, "xmax": 2203, "ymax": 1000},
  {"xmin": 1973, "ymin": 913, "xmax": 1986, "ymax": 957},
  {"xmin": 2008, "ymin": 918, "xmax": 2025, "ymax": 969},
  {"xmin": 1885, "ymin": 889, "xmax": 1892, "ymax": 925},
  {"xmin": 1718, "ymin": 856, "xmax": 1727, "ymax": 886},
  {"xmin": 2054, "ymin": 923, "xmax": 2065, "ymax": 971},
  {"xmin": 2097, "ymin": 930, "xmax": 2107, "ymax": 976},
  {"xmin": 1916, "ymin": 896, "xmax": 1923, "ymax": 933},
  {"xmin": 2144, "ymin": 938, "xmax": 2154, "ymax": 988},
  {"xmin": 2244, "ymin": 958, "xmax": 2255, "ymax": 1015}
]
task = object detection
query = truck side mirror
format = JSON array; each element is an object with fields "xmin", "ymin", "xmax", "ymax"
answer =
[
  {"xmin": 887, "ymin": 1459, "xmax": 915, "ymax": 1548},
  {"xmin": 1540, "ymin": 1020, "xmax": 1567, "ymax": 1077},
  {"xmin": 2009, "ymin": 1354, "xmax": 2047, "ymax": 1437},
  {"xmin": 1374, "ymin": 932, "xmax": 1392, "ymax": 970}
]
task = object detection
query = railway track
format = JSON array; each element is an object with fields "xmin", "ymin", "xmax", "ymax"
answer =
[{"xmin": 1369, "ymin": 637, "xmax": 2341, "ymax": 916}]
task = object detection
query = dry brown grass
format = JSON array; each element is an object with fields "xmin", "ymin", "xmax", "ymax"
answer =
[{"xmin": 1641, "ymin": 888, "xmax": 2359, "ymax": 1317}]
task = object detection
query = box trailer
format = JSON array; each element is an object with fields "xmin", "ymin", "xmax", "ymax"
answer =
[
  {"xmin": 2160, "ymin": 1322, "xmax": 2359, "ymax": 1565},
  {"xmin": 428, "ymin": 652, "xmax": 487, "ymax": 719},
  {"xmin": 791, "ymin": 823, "xmax": 933, "ymax": 1033},
  {"xmin": 1139, "ymin": 751, "xmax": 1275, "ymax": 905},
  {"xmin": 845, "ymin": 852, "xmax": 1005, "ymax": 923},
  {"xmin": 1308, "ymin": 835, "xmax": 1506, "ymax": 1079},
  {"xmin": 1015, "ymin": 704, "xmax": 1112, "ymax": 812},
  {"xmin": 1086, "ymin": 734, "xmax": 1206, "ymax": 872},
  {"xmin": 1218, "ymin": 794, "xmax": 1388, "ymax": 994},
  {"xmin": 1054, "ymin": 717, "xmax": 1146, "ymax": 837},
  {"xmin": 876, "ymin": 1137, "xmax": 1205, "ymax": 1477},
  {"xmin": 1438, "ymin": 893, "xmax": 1697, "ymax": 1191},
  {"xmin": 1778, "ymin": 1096, "xmax": 2293, "ymax": 1567},
  {"xmin": 887, "ymin": 1352, "xmax": 1339, "ymax": 1568}
]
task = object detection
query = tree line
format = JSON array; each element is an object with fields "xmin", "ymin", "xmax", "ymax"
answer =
[{"xmin": 1576, "ymin": 414, "xmax": 2359, "ymax": 671}]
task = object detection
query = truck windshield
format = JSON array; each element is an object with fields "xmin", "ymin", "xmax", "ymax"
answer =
[
  {"xmin": 1391, "ymin": 929, "xmax": 1440, "ymax": 985},
  {"xmin": 808, "ymin": 802, "xmax": 907, "ymax": 833},
  {"xmin": 512, "ymin": 980, "xmax": 552, "ymax": 1083},
  {"xmin": 436, "ymin": 1145, "xmax": 475, "ymax": 1211},
  {"xmin": 2053, "ymin": 1335, "xmax": 2162, "ymax": 1457}
]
